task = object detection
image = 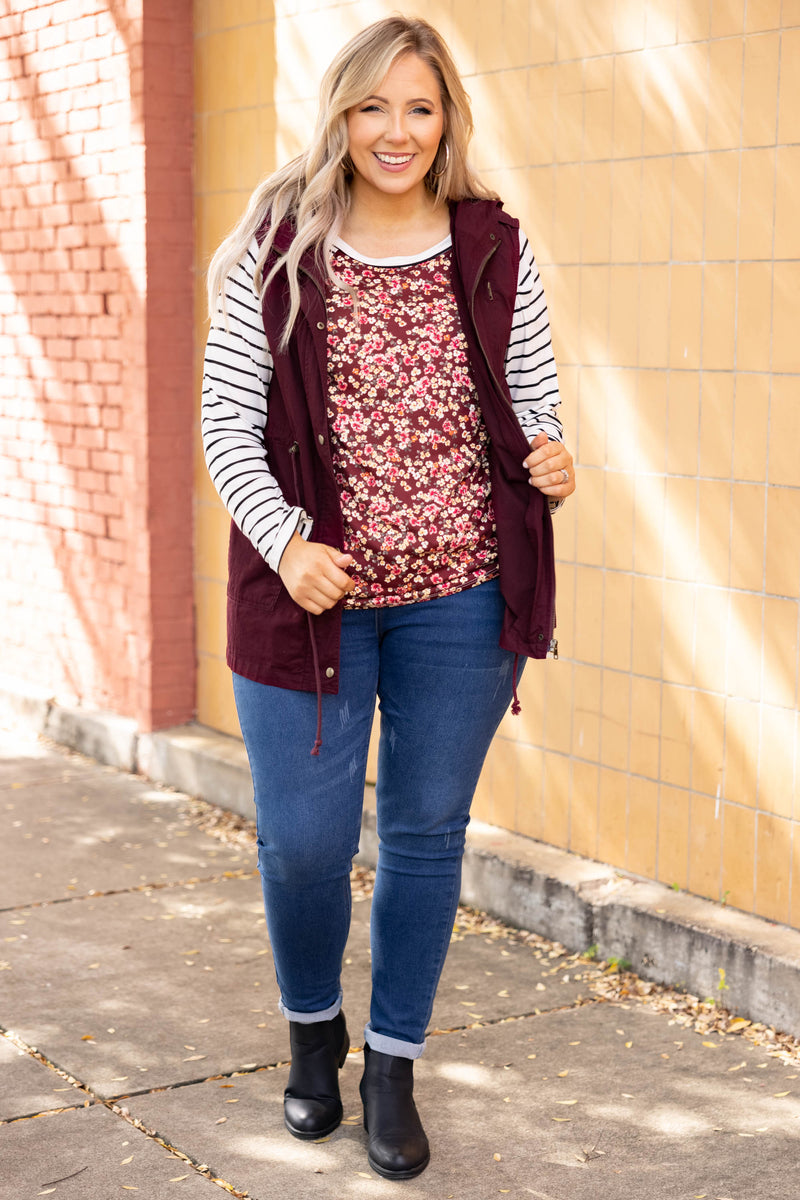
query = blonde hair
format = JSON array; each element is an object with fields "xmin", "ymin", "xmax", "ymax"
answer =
[{"xmin": 206, "ymin": 15, "xmax": 497, "ymax": 348}]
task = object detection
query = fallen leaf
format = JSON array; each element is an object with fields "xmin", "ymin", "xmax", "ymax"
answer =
[
  {"xmin": 621, "ymin": 1093, "xmax": 634, "ymax": 1098},
  {"xmin": 169, "ymin": 1176, "xmax": 189, "ymax": 1182},
  {"xmin": 552, "ymin": 1116, "xmax": 571, "ymax": 1122},
  {"xmin": 556, "ymin": 1099, "xmax": 578, "ymax": 1105},
  {"xmin": 225, "ymin": 1098, "xmax": 239, "ymax": 1103},
  {"xmin": 87, "ymin": 963, "xmax": 99, "ymax": 970},
  {"xmin": 120, "ymin": 1155, "xmax": 133, "ymax": 1165},
  {"xmin": 493, "ymin": 1153, "xmax": 501, "ymax": 1161},
  {"xmin": 215, "ymin": 1117, "xmax": 227, "ymax": 1125},
  {"xmin": 497, "ymin": 989, "xmax": 509, "ymax": 997},
  {"xmin": 81, "ymin": 1034, "xmax": 95, "ymax": 1041},
  {"xmin": 535, "ymin": 983, "xmax": 546, "ymax": 991},
  {"xmin": 625, "ymin": 1041, "xmax": 632, "ymax": 1048},
  {"xmin": 728, "ymin": 1062, "xmax": 747, "ymax": 1072},
  {"xmin": 183, "ymin": 1055, "xmax": 206, "ymax": 1062},
  {"xmin": 702, "ymin": 1041, "xmax": 719, "ymax": 1049},
  {"xmin": 773, "ymin": 1091, "xmax": 791, "ymax": 1098},
  {"xmin": 727, "ymin": 1017, "xmax": 751, "ymax": 1032}
]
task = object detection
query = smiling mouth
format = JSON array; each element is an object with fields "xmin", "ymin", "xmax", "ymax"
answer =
[{"xmin": 374, "ymin": 152, "xmax": 414, "ymax": 164}]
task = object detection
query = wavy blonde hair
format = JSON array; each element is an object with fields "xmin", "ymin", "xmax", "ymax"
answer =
[{"xmin": 206, "ymin": 15, "xmax": 497, "ymax": 348}]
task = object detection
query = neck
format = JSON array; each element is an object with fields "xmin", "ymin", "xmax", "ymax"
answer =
[{"xmin": 345, "ymin": 179, "xmax": 440, "ymax": 235}]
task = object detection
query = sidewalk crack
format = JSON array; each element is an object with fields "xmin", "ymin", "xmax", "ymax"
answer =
[{"xmin": 0, "ymin": 869, "xmax": 258, "ymax": 914}]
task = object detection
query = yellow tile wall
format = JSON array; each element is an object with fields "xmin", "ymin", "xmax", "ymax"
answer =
[{"xmin": 194, "ymin": 2, "xmax": 800, "ymax": 929}]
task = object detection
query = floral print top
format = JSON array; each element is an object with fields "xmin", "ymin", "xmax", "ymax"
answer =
[{"xmin": 325, "ymin": 243, "xmax": 499, "ymax": 609}]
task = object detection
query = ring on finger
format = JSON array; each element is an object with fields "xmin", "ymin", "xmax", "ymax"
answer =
[{"xmin": 560, "ymin": 467, "xmax": 569, "ymax": 483}]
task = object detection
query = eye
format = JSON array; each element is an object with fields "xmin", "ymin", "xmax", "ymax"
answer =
[
  {"xmin": 359, "ymin": 103, "xmax": 382, "ymax": 113},
  {"xmin": 411, "ymin": 106, "xmax": 433, "ymax": 115}
]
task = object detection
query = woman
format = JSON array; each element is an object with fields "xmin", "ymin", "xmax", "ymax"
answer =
[{"xmin": 203, "ymin": 15, "xmax": 574, "ymax": 1181}]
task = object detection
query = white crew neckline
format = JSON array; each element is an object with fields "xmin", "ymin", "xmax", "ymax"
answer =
[{"xmin": 332, "ymin": 234, "xmax": 453, "ymax": 267}]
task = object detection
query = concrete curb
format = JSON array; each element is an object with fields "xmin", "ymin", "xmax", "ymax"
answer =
[{"xmin": 2, "ymin": 679, "xmax": 799, "ymax": 1038}]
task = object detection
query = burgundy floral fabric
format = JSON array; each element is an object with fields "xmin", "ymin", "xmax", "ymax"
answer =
[{"xmin": 325, "ymin": 246, "xmax": 499, "ymax": 609}]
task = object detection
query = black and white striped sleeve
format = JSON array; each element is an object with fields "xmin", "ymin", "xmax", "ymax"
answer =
[
  {"xmin": 505, "ymin": 230, "xmax": 563, "ymax": 445},
  {"xmin": 201, "ymin": 236, "xmax": 312, "ymax": 574}
]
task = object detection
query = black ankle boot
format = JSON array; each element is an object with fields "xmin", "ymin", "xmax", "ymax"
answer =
[
  {"xmin": 284, "ymin": 1010, "xmax": 349, "ymax": 1139},
  {"xmin": 359, "ymin": 1043, "xmax": 430, "ymax": 1179}
]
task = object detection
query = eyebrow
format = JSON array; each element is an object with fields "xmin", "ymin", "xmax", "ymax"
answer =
[{"xmin": 362, "ymin": 94, "xmax": 436, "ymax": 105}]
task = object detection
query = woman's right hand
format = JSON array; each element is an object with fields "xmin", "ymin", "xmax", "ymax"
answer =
[{"xmin": 277, "ymin": 531, "xmax": 356, "ymax": 614}]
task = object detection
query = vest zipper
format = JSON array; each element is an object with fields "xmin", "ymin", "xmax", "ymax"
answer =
[{"xmin": 469, "ymin": 242, "xmax": 505, "ymax": 401}]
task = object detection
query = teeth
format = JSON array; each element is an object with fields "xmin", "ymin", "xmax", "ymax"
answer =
[{"xmin": 376, "ymin": 153, "xmax": 413, "ymax": 164}]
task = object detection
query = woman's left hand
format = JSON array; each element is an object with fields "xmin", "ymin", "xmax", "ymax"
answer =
[{"xmin": 523, "ymin": 432, "xmax": 575, "ymax": 499}]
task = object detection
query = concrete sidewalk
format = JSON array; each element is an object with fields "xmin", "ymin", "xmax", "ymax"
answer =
[{"xmin": 2, "ymin": 729, "xmax": 799, "ymax": 1200}]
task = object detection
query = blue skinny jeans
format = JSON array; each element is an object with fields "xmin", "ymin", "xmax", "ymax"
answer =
[{"xmin": 232, "ymin": 578, "xmax": 523, "ymax": 1059}]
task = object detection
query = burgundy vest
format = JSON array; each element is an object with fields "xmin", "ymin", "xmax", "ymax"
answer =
[{"xmin": 225, "ymin": 199, "xmax": 556, "ymax": 694}]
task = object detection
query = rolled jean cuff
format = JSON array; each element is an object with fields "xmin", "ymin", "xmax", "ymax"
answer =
[
  {"xmin": 279, "ymin": 992, "xmax": 342, "ymax": 1024},
  {"xmin": 364, "ymin": 1023, "xmax": 425, "ymax": 1060}
]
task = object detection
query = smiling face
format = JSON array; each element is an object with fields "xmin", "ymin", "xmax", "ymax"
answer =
[{"xmin": 345, "ymin": 53, "xmax": 445, "ymax": 204}]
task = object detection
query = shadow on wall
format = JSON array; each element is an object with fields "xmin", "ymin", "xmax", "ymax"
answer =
[{"xmin": 1, "ymin": 2, "xmax": 146, "ymax": 711}]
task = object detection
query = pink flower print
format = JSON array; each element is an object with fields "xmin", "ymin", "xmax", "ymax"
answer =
[{"xmin": 429, "ymin": 573, "xmax": 443, "ymax": 586}]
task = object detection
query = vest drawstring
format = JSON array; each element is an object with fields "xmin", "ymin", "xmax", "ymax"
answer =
[
  {"xmin": 306, "ymin": 611, "xmax": 323, "ymax": 756},
  {"xmin": 511, "ymin": 652, "xmax": 522, "ymax": 716}
]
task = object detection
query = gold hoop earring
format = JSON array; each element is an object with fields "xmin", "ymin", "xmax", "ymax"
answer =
[{"xmin": 429, "ymin": 141, "xmax": 450, "ymax": 180}]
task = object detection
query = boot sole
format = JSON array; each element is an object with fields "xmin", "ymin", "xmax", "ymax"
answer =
[
  {"xmin": 367, "ymin": 1148, "xmax": 431, "ymax": 1180},
  {"xmin": 284, "ymin": 1110, "xmax": 344, "ymax": 1140}
]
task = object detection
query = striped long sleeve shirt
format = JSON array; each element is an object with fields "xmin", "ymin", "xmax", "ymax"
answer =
[{"xmin": 202, "ymin": 230, "xmax": 563, "ymax": 574}]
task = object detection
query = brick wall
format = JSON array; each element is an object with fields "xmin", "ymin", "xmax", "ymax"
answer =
[{"xmin": 0, "ymin": 0, "xmax": 194, "ymax": 731}]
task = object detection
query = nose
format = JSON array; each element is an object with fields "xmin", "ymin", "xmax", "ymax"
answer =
[{"xmin": 384, "ymin": 109, "xmax": 409, "ymax": 144}]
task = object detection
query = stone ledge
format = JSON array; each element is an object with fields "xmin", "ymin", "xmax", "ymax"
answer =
[{"xmin": 2, "ymin": 680, "xmax": 799, "ymax": 1038}]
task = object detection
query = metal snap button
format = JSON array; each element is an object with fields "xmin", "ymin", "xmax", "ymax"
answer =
[
  {"xmin": 318, "ymin": 433, "xmax": 325, "ymax": 445},
  {"xmin": 325, "ymin": 667, "xmax": 335, "ymax": 678},
  {"xmin": 317, "ymin": 321, "xmax": 325, "ymax": 330}
]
